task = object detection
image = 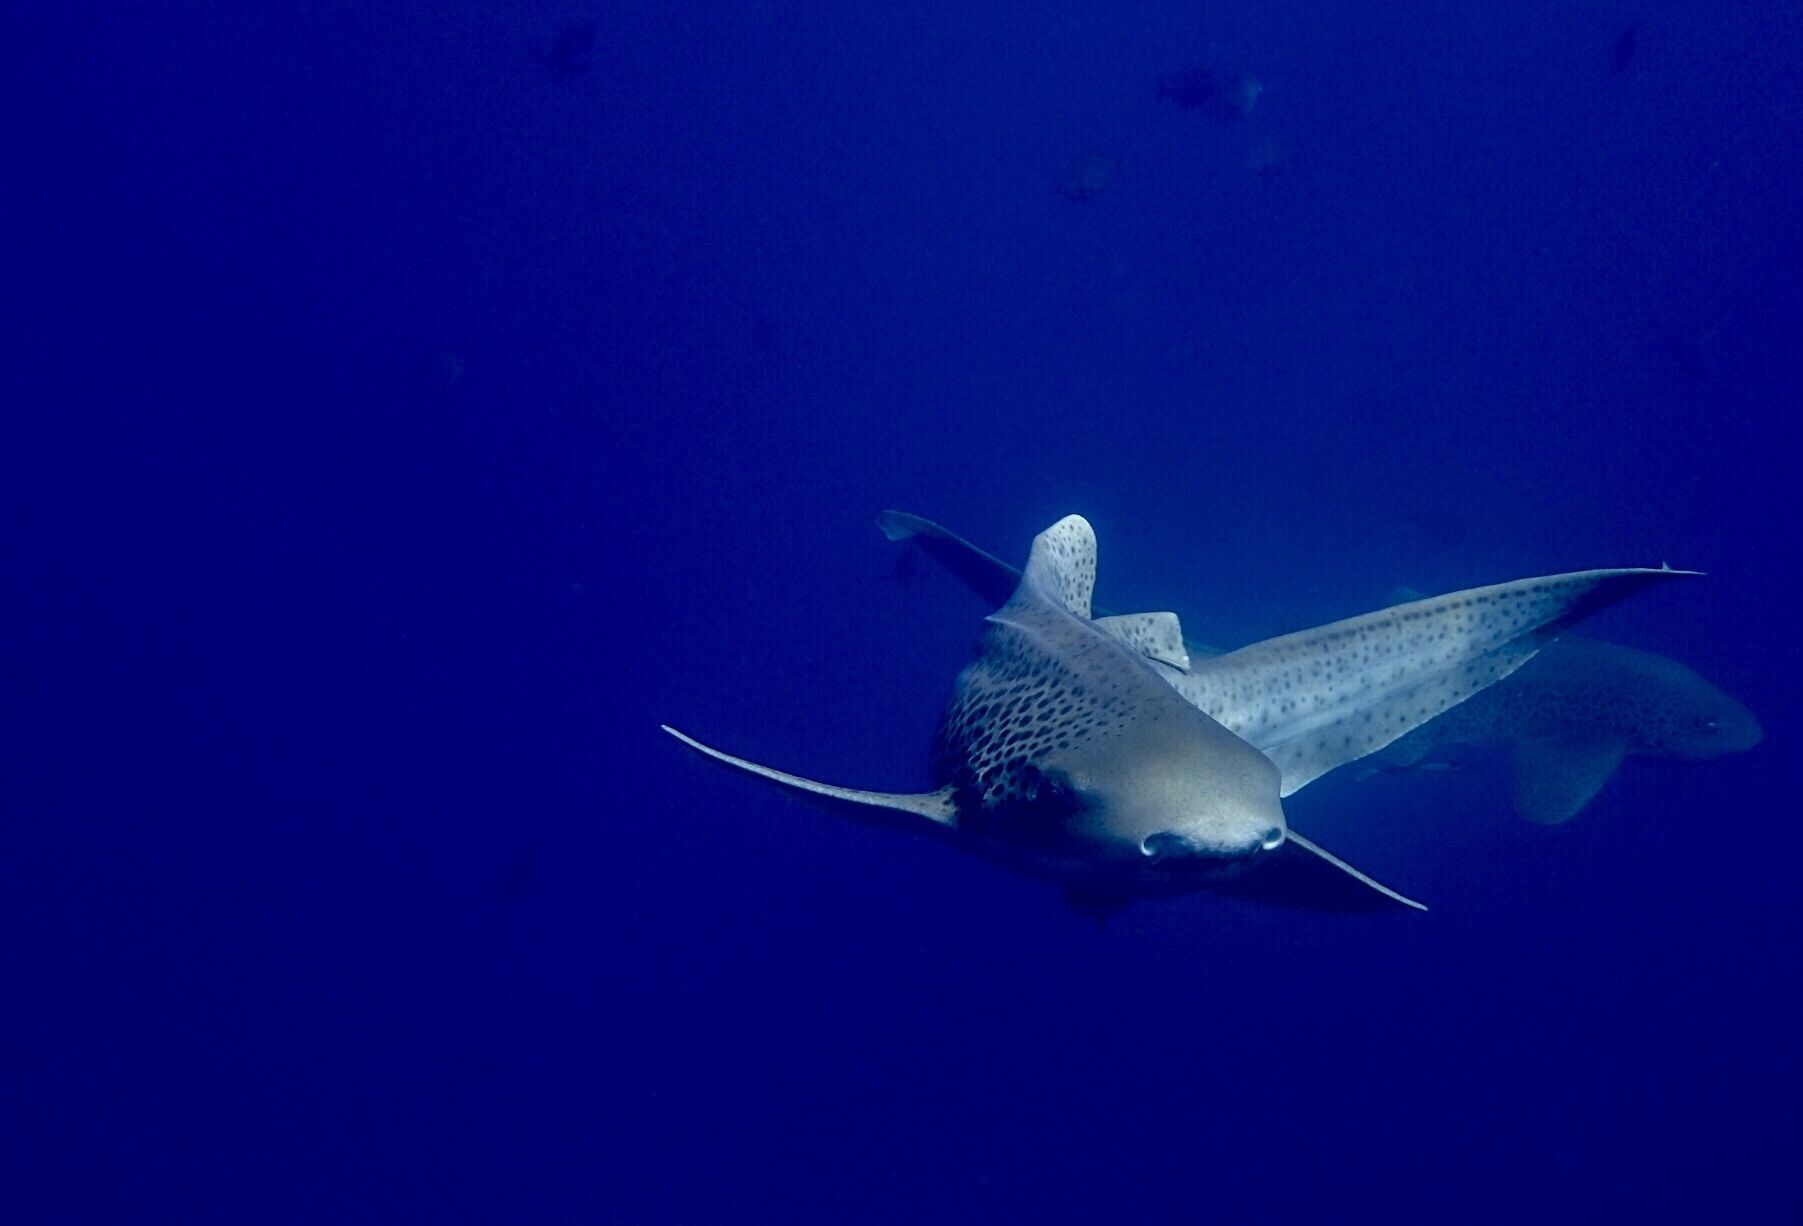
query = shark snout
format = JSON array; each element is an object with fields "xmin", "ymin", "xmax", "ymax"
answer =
[
  {"xmin": 1675, "ymin": 695, "xmax": 1763, "ymax": 758},
  {"xmin": 1725, "ymin": 705, "xmax": 1763, "ymax": 753},
  {"xmin": 1139, "ymin": 832, "xmax": 1191, "ymax": 860},
  {"xmin": 1139, "ymin": 826, "xmax": 1286, "ymax": 862}
]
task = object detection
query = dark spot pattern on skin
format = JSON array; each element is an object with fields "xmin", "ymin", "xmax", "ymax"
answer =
[
  {"xmin": 1156, "ymin": 571, "xmax": 1677, "ymax": 790},
  {"xmin": 934, "ymin": 621, "xmax": 1139, "ymax": 815}
]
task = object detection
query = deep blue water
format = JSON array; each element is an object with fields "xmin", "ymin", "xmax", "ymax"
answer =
[{"xmin": 14, "ymin": 2, "xmax": 1800, "ymax": 1221}]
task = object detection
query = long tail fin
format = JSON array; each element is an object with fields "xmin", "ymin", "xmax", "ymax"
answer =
[{"xmin": 1182, "ymin": 567, "xmax": 1697, "ymax": 794}]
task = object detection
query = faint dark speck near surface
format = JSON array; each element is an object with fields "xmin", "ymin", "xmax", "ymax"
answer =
[
  {"xmin": 1611, "ymin": 24, "xmax": 1639, "ymax": 74},
  {"xmin": 534, "ymin": 19, "xmax": 597, "ymax": 79}
]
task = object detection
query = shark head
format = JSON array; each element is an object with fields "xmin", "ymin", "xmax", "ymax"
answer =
[
  {"xmin": 1053, "ymin": 724, "xmax": 1289, "ymax": 864},
  {"xmin": 1625, "ymin": 651, "xmax": 1763, "ymax": 759},
  {"xmin": 926, "ymin": 515, "xmax": 1289, "ymax": 874},
  {"xmin": 944, "ymin": 684, "xmax": 1291, "ymax": 869}
]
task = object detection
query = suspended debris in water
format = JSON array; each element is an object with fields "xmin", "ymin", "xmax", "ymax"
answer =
[
  {"xmin": 1610, "ymin": 24, "xmax": 1638, "ymax": 75},
  {"xmin": 1057, "ymin": 153, "xmax": 1116, "ymax": 201},
  {"xmin": 1245, "ymin": 135, "xmax": 1290, "ymax": 179},
  {"xmin": 429, "ymin": 350, "xmax": 466, "ymax": 391},
  {"xmin": 1156, "ymin": 67, "xmax": 1262, "ymax": 120},
  {"xmin": 534, "ymin": 20, "xmax": 597, "ymax": 78}
]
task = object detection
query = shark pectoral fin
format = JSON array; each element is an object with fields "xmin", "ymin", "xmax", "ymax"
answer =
[
  {"xmin": 661, "ymin": 726, "xmax": 959, "ymax": 826},
  {"xmin": 1093, "ymin": 612, "xmax": 1192, "ymax": 672},
  {"xmin": 1511, "ymin": 737, "xmax": 1628, "ymax": 824},
  {"xmin": 1284, "ymin": 831, "xmax": 1428, "ymax": 911}
]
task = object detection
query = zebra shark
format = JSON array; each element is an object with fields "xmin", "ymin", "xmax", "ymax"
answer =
[
  {"xmin": 1369, "ymin": 632, "xmax": 1760, "ymax": 823},
  {"xmin": 665, "ymin": 514, "xmax": 1691, "ymax": 911}
]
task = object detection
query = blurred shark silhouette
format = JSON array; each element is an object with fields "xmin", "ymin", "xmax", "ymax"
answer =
[
  {"xmin": 666, "ymin": 514, "xmax": 1694, "ymax": 912},
  {"xmin": 1368, "ymin": 609, "xmax": 1759, "ymax": 822}
]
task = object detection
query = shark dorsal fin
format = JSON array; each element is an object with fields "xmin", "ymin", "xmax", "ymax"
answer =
[
  {"xmin": 1020, "ymin": 515, "xmax": 1097, "ymax": 618},
  {"xmin": 882, "ymin": 510, "xmax": 1226, "ymax": 660},
  {"xmin": 1093, "ymin": 612, "xmax": 1192, "ymax": 672}
]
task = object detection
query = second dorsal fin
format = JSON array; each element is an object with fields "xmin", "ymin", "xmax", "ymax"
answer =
[{"xmin": 1093, "ymin": 612, "xmax": 1192, "ymax": 672}]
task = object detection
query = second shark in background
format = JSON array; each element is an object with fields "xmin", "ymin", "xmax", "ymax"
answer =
[{"xmin": 1371, "ymin": 633, "xmax": 1761, "ymax": 823}]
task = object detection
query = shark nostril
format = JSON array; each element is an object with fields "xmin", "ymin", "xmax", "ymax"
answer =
[
  {"xmin": 1140, "ymin": 833, "xmax": 1188, "ymax": 859},
  {"xmin": 1261, "ymin": 827, "xmax": 1285, "ymax": 851}
]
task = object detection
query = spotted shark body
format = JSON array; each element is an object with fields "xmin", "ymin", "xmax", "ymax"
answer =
[
  {"xmin": 669, "ymin": 516, "xmax": 1413, "ymax": 909},
  {"xmin": 1155, "ymin": 574, "xmax": 1693, "ymax": 797},
  {"xmin": 880, "ymin": 512, "xmax": 1698, "ymax": 799},
  {"xmin": 667, "ymin": 514, "xmax": 1694, "ymax": 911}
]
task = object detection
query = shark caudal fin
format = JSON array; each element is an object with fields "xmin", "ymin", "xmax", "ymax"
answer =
[
  {"xmin": 1179, "ymin": 567, "xmax": 1697, "ymax": 796},
  {"xmin": 878, "ymin": 510, "xmax": 1023, "ymax": 608}
]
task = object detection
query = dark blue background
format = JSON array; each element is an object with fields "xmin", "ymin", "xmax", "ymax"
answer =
[{"xmin": 15, "ymin": 2, "xmax": 1799, "ymax": 1220}]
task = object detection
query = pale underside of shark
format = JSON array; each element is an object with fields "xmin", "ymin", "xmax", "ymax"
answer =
[
  {"xmin": 1369, "ymin": 635, "xmax": 1761, "ymax": 823},
  {"xmin": 666, "ymin": 513, "xmax": 1692, "ymax": 912}
]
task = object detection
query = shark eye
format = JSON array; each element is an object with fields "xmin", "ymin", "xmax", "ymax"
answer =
[
  {"xmin": 1021, "ymin": 768, "xmax": 1076, "ymax": 810},
  {"xmin": 1695, "ymin": 717, "xmax": 1721, "ymax": 734}
]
